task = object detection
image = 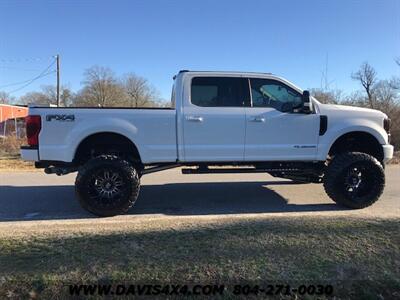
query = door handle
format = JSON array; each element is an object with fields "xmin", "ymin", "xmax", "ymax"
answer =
[
  {"xmin": 186, "ymin": 116, "xmax": 203, "ymax": 122},
  {"xmin": 250, "ymin": 116, "xmax": 266, "ymax": 122}
]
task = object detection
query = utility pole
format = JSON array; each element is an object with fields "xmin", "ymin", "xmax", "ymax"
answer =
[{"xmin": 56, "ymin": 54, "xmax": 60, "ymax": 107}]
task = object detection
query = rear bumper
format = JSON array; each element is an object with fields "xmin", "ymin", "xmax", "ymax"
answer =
[
  {"xmin": 382, "ymin": 144, "xmax": 394, "ymax": 163},
  {"xmin": 20, "ymin": 146, "xmax": 39, "ymax": 161}
]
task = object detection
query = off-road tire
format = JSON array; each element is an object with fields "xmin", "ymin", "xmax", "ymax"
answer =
[
  {"xmin": 75, "ymin": 155, "xmax": 140, "ymax": 217},
  {"xmin": 323, "ymin": 152, "xmax": 385, "ymax": 209}
]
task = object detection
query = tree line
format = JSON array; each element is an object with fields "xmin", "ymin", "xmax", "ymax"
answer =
[{"xmin": 0, "ymin": 65, "xmax": 165, "ymax": 108}]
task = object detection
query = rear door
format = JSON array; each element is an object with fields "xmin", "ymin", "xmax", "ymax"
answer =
[{"xmin": 182, "ymin": 76, "xmax": 249, "ymax": 162}]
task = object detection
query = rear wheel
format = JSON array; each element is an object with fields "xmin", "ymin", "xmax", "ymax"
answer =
[
  {"xmin": 323, "ymin": 152, "xmax": 385, "ymax": 209},
  {"xmin": 75, "ymin": 155, "xmax": 140, "ymax": 217}
]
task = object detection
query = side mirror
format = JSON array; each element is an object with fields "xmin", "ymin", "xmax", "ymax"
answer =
[{"xmin": 301, "ymin": 90, "xmax": 312, "ymax": 113}]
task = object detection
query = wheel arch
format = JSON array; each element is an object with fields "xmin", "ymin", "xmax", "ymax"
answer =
[
  {"xmin": 73, "ymin": 131, "xmax": 142, "ymax": 166},
  {"xmin": 327, "ymin": 131, "xmax": 384, "ymax": 163}
]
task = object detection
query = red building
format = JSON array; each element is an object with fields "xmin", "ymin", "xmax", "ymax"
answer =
[{"xmin": 0, "ymin": 104, "xmax": 28, "ymax": 137}]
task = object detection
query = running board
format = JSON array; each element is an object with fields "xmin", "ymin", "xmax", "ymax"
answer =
[
  {"xmin": 182, "ymin": 167, "xmax": 271, "ymax": 174},
  {"xmin": 181, "ymin": 167, "xmax": 323, "ymax": 183},
  {"xmin": 142, "ymin": 164, "xmax": 180, "ymax": 175}
]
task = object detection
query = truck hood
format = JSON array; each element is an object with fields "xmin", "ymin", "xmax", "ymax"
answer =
[{"xmin": 317, "ymin": 103, "xmax": 388, "ymax": 119}]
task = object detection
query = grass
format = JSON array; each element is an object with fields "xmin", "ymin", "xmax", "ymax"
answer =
[
  {"xmin": 0, "ymin": 136, "xmax": 25, "ymax": 156},
  {"xmin": 391, "ymin": 151, "xmax": 400, "ymax": 164},
  {"xmin": 0, "ymin": 154, "xmax": 35, "ymax": 171},
  {"xmin": 0, "ymin": 217, "xmax": 399, "ymax": 299},
  {"xmin": 0, "ymin": 136, "xmax": 36, "ymax": 171}
]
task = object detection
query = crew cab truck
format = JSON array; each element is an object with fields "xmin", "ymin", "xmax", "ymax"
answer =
[{"xmin": 21, "ymin": 71, "xmax": 394, "ymax": 217}]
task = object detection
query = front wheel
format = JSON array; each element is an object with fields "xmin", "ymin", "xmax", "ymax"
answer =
[
  {"xmin": 75, "ymin": 155, "xmax": 140, "ymax": 217},
  {"xmin": 323, "ymin": 152, "xmax": 385, "ymax": 209}
]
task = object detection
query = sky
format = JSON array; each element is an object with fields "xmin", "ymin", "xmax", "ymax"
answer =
[{"xmin": 0, "ymin": 0, "xmax": 399, "ymax": 102}]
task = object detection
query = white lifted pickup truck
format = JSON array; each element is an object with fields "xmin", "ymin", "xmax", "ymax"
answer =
[{"xmin": 21, "ymin": 70, "xmax": 394, "ymax": 216}]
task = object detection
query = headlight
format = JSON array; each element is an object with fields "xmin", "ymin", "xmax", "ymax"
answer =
[
  {"xmin": 383, "ymin": 118, "xmax": 391, "ymax": 133},
  {"xmin": 384, "ymin": 118, "xmax": 391, "ymax": 143}
]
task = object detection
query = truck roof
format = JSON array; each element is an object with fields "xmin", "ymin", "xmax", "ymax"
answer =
[
  {"xmin": 173, "ymin": 70, "xmax": 273, "ymax": 79},
  {"xmin": 179, "ymin": 69, "xmax": 273, "ymax": 75}
]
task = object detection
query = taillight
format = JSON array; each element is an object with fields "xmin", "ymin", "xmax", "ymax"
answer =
[{"xmin": 26, "ymin": 115, "xmax": 41, "ymax": 146}]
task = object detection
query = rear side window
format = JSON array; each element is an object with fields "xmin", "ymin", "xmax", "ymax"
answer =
[{"xmin": 191, "ymin": 77, "xmax": 249, "ymax": 107}]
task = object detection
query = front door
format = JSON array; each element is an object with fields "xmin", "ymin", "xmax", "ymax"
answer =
[
  {"xmin": 245, "ymin": 78, "xmax": 319, "ymax": 161},
  {"xmin": 183, "ymin": 76, "xmax": 249, "ymax": 162}
]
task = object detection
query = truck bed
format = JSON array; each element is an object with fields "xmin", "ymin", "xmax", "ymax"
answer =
[{"xmin": 29, "ymin": 107, "xmax": 177, "ymax": 164}]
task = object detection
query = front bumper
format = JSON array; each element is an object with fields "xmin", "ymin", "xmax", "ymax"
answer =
[
  {"xmin": 20, "ymin": 146, "xmax": 39, "ymax": 161},
  {"xmin": 382, "ymin": 144, "xmax": 394, "ymax": 163}
]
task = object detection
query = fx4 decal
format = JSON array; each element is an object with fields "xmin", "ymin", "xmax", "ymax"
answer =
[{"xmin": 46, "ymin": 114, "xmax": 75, "ymax": 122}]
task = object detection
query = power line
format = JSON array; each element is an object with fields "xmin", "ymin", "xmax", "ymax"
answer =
[
  {"xmin": 7, "ymin": 71, "xmax": 55, "ymax": 94},
  {"xmin": 0, "ymin": 56, "xmax": 54, "ymax": 63},
  {"xmin": 0, "ymin": 66, "xmax": 42, "ymax": 72},
  {"xmin": 0, "ymin": 71, "xmax": 53, "ymax": 88},
  {"xmin": 5, "ymin": 60, "xmax": 57, "ymax": 94}
]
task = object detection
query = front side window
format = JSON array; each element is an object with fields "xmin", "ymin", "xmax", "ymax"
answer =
[
  {"xmin": 191, "ymin": 77, "xmax": 248, "ymax": 107},
  {"xmin": 250, "ymin": 78, "xmax": 302, "ymax": 111}
]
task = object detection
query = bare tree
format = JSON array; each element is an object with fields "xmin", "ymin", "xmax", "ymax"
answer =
[
  {"xmin": 375, "ymin": 80, "xmax": 400, "ymax": 149},
  {"xmin": 19, "ymin": 91, "xmax": 51, "ymax": 106},
  {"xmin": 78, "ymin": 66, "xmax": 124, "ymax": 107},
  {"xmin": 0, "ymin": 91, "xmax": 10, "ymax": 104},
  {"xmin": 373, "ymin": 80, "xmax": 399, "ymax": 114},
  {"xmin": 345, "ymin": 79, "xmax": 400, "ymax": 150},
  {"xmin": 351, "ymin": 62, "xmax": 377, "ymax": 108},
  {"xmin": 391, "ymin": 58, "xmax": 400, "ymax": 90},
  {"xmin": 342, "ymin": 90, "xmax": 364, "ymax": 107},
  {"xmin": 310, "ymin": 88, "xmax": 342, "ymax": 104},
  {"xmin": 121, "ymin": 73, "xmax": 159, "ymax": 107},
  {"xmin": 41, "ymin": 85, "xmax": 73, "ymax": 107},
  {"xmin": 18, "ymin": 85, "xmax": 73, "ymax": 106},
  {"xmin": 390, "ymin": 77, "xmax": 400, "ymax": 91}
]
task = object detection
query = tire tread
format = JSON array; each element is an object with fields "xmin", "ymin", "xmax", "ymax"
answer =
[
  {"xmin": 323, "ymin": 152, "xmax": 385, "ymax": 209},
  {"xmin": 75, "ymin": 155, "xmax": 140, "ymax": 217}
]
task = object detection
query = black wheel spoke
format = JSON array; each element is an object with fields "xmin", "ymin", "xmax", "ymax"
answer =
[
  {"xmin": 323, "ymin": 152, "xmax": 385, "ymax": 209},
  {"xmin": 343, "ymin": 163, "xmax": 375, "ymax": 200},
  {"xmin": 75, "ymin": 155, "xmax": 140, "ymax": 217}
]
